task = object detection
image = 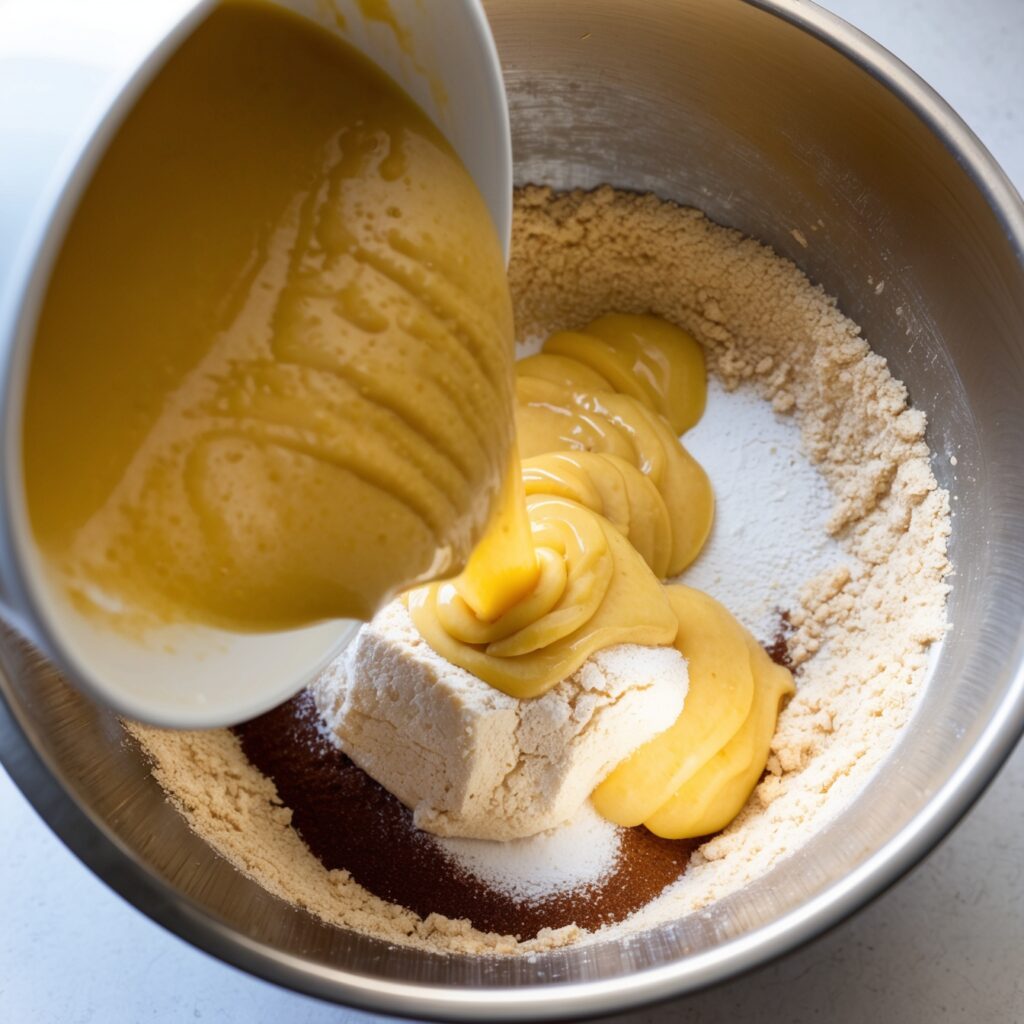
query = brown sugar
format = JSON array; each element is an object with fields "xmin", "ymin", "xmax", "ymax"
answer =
[{"xmin": 233, "ymin": 689, "xmax": 696, "ymax": 939}]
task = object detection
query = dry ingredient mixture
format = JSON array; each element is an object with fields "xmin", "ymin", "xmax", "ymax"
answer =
[{"xmin": 128, "ymin": 185, "xmax": 951, "ymax": 955}]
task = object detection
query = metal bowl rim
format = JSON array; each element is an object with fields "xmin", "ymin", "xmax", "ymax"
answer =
[{"xmin": 1, "ymin": 0, "xmax": 1023, "ymax": 1019}]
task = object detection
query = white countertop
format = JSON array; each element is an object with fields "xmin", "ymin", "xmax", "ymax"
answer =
[{"xmin": 2, "ymin": 1, "xmax": 1022, "ymax": 1021}]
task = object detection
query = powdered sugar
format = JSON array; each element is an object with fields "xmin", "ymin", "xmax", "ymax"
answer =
[
  {"xmin": 436, "ymin": 802, "xmax": 621, "ymax": 902},
  {"xmin": 680, "ymin": 377, "xmax": 845, "ymax": 643}
]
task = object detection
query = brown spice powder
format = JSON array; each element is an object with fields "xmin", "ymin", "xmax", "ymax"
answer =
[{"xmin": 233, "ymin": 689, "xmax": 696, "ymax": 939}]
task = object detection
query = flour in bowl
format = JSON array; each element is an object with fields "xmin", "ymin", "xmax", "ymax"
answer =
[{"xmin": 128, "ymin": 186, "xmax": 950, "ymax": 954}]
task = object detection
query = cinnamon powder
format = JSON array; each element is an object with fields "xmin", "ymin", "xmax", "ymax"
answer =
[{"xmin": 234, "ymin": 690, "xmax": 695, "ymax": 939}]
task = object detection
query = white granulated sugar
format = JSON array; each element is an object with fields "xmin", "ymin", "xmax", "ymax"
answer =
[
  {"xmin": 681, "ymin": 377, "xmax": 845, "ymax": 643},
  {"xmin": 437, "ymin": 802, "xmax": 620, "ymax": 902}
]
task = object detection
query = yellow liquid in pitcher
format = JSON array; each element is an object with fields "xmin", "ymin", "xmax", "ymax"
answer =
[{"xmin": 23, "ymin": 0, "xmax": 516, "ymax": 630}]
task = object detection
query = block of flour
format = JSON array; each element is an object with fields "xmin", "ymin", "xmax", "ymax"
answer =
[{"xmin": 312, "ymin": 601, "xmax": 688, "ymax": 841}]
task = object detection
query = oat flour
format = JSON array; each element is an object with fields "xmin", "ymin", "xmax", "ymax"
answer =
[{"xmin": 128, "ymin": 186, "xmax": 951, "ymax": 955}]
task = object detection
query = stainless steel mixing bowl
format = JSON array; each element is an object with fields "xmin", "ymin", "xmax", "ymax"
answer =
[{"xmin": 2, "ymin": 1, "xmax": 1022, "ymax": 1020}]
